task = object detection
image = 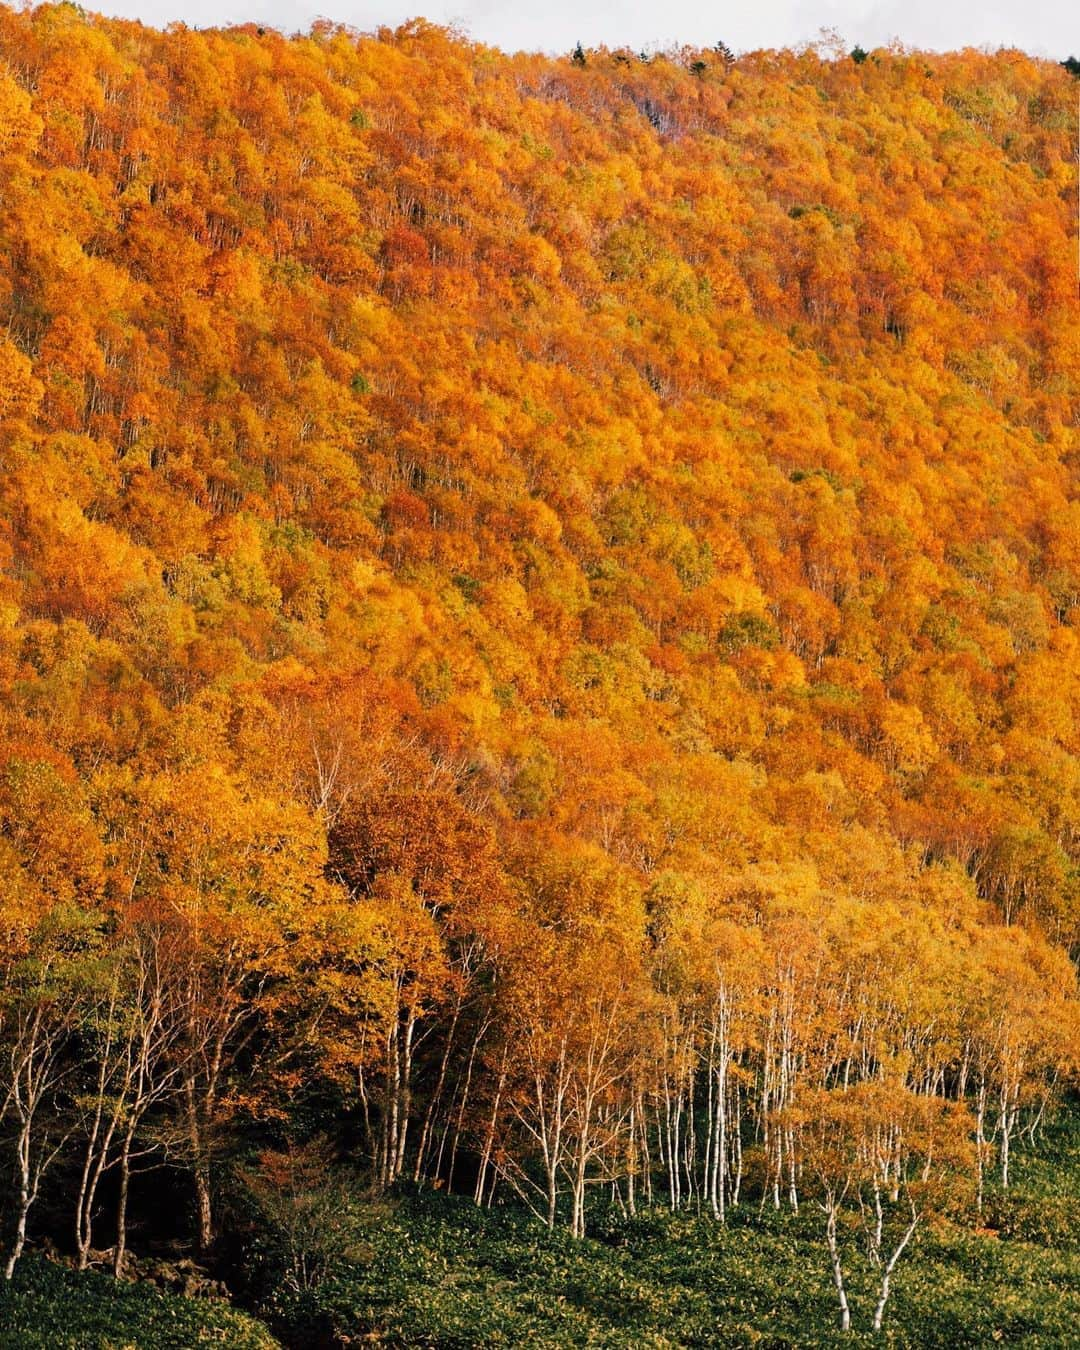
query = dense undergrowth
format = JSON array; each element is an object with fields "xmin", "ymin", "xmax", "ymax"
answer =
[
  {"xmin": 1, "ymin": 1110, "xmax": 1076, "ymax": 1346},
  {"xmin": 254, "ymin": 1201, "xmax": 1079, "ymax": 1347},
  {"xmin": 0, "ymin": 1257, "xmax": 278, "ymax": 1349},
  {"xmin": 237, "ymin": 1110, "xmax": 1079, "ymax": 1348}
]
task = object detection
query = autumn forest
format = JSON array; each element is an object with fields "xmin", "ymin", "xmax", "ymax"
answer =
[{"xmin": 0, "ymin": 6, "xmax": 1078, "ymax": 1345}]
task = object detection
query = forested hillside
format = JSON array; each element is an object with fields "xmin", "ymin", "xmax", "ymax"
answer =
[{"xmin": 0, "ymin": 5, "xmax": 1078, "ymax": 1339}]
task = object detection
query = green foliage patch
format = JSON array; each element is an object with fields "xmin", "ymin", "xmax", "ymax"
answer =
[
  {"xmin": 256, "ymin": 1126, "xmax": 1080, "ymax": 1348},
  {"xmin": 0, "ymin": 1257, "xmax": 279, "ymax": 1350},
  {"xmin": 3, "ymin": 1125, "xmax": 1078, "ymax": 1349}
]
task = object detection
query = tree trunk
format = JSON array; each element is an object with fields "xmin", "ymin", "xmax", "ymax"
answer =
[
  {"xmin": 975, "ymin": 1077, "xmax": 987, "ymax": 1212},
  {"xmin": 114, "ymin": 1128, "xmax": 135, "ymax": 1277},
  {"xmin": 4, "ymin": 1158, "xmax": 32, "ymax": 1281},
  {"xmin": 474, "ymin": 1050, "xmax": 506, "ymax": 1207},
  {"xmin": 825, "ymin": 1203, "xmax": 851, "ymax": 1333},
  {"xmin": 731, "ymin": 1083, "xmax": 743, "ymax": 1208},
  {"xmin": 5, "ymin": 1105, "xmax": 43, "ymax": 1280},
  {"xmin": 194, "ymin": 1161, "xmax": 213, "ymax": 1253},
  {"xmin": 184, "ymin": 1069, "xmax": 214, "ymax": 1253},
  {"xmin": 414, "ymin": 1001, "xmax": 460, "ymax": 1182},
  {"xmin": 872, "ymin": 1210, "xmax": 919, "ymax": 1332},
  {"xmin": 626, "ymin": 1100, "xmax": 637, "ymax": 1218}
]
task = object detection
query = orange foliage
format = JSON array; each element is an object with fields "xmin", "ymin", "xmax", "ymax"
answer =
[{"xmin": 0, "ymin": 6, "xmax": 1076, "ymax": 1259}]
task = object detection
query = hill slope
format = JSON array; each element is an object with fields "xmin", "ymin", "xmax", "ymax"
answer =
[{"xmin": 0, "ymin": 6, "xmax": 1077, "ymax": 1329}]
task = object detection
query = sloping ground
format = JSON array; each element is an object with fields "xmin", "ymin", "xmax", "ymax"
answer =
[
  {"xmin": 1, "ymin": 1115, "xmax": 1076, "ymax": 1349},
  {"xmin": 256, "ymin": 1112, "xmax": 1080, "ymax": 1347},
  {"xmin": 0, "ymin": 4, "xmax": 1076, "ymax": 1320},
  {"xmin": 0, "ymin": 1257, "xmax": 279, "ymax": 1349}
]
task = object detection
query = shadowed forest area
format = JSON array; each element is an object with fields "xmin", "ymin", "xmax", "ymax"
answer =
[{"xmin": 0, "ymin": 6, "xmax": 1078, "ymax": 1344}]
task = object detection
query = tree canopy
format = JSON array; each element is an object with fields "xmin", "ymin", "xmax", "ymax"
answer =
[{"xmin": 0, "ymin": 9, "xmax": 1077, "ymax": 1325}]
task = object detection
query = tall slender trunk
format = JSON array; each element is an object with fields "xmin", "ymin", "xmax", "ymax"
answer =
[
  {"xmin": 413, "ymin": 1001, "xmax": 460, "ymax": 1182},
  {"xmin": 184, "ymin": 1073, "xmax": 214, "ymax": 1253},
  {"xmin": 383, "ymin": 1015, "xmax": 399, "ymax": 1187},
  {"xmin": 446, "ymin": 1017, "xmax": 487, "ymax": 1191},
  {"xmin": 998, "ymin": 1076, "xmax": 1018, "ymax": 1190},
  {"xmin": 114, "ymin": 1128, "xmax": 135, "ymax": 1277},
  {"xmin": 872, "ymin": 1209, "xmax": 919, "ymax": 1332},
  {"xmin": 683, "ymin": 1049, "xmax": 697, "ymax": 1209},
  {"xmin": 75, "ymin": 1139, "xmax": 115, "ymax": 1270},
  {"xmin": 394, "ymin": 1011, "xmax": 418, "ymax": 1180},
  {"xmin": 824, "ymin": 1202, "xmax": 851, "ymax": 1333},
  {"xmin": 194, "ymin": 1162, "xmax": 213, "ymax": 1253},
  {"xmin": 626, "ymin": 1100, "xmax": 637, "ymax": 1217},
  {"xmin": 787, "ymin": 1129, "xmax": 799, "ymax": 1213},
  {"xmin": 571, "ymin": 1136, "xmax": 588, "ymax": 1239},
  {"xmin": 75, "ymin": 1101, "xmax": 123, "ymax": 1270},
  {"xmin": 703, "ymin": 1028, "xmax": 716, "ymax": 1216},
  {"xmin": 4, "ymin": 1136, "xmax": 34, "ymax": 1281},
  {"xmin": 545, "ymin": 1163, "xmax": 558, "ymax": 1228},
  {"xmin": 731, "ymin": 1083, "xmax": 743, "ymax": 1208},
  {"xmin": 75, "ymin": 1051, "xmax": 110, "ymax": 1270},
  {"xmin": 474, "ymin": 1048, "xmax": 506, "ymax": 1207},
  {"xmin": 714, "ymin": 1059, "xmax": 727, "ymax": 1223},
  {"xmin": 639, "ymin": 1097, "xmax": 653, "ymax": 1207},
  {"xmin": 975, "ymin": 1077, "xmax": 987, "ymax": 1213}
]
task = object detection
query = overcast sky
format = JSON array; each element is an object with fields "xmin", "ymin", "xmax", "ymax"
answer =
[{"xmin": 89, "ymin": 0, "xmax": 1077, "ymax": 59}]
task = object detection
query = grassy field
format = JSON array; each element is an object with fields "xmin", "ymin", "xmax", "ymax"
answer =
[
  {"xmin": 259, "ymin": 1194, "xmax": 1079, "ymax": 1347},
  {"xmin": 256, "ymin": 1115, "xmax": 1080, "ymax": 1347},
  {"xmin": 2, "ymin": 1115, "xmax": 1077, "ymax": 1348},
  {"xmin": 0, "ymin": 1256, "xmax": 279, "ymax": 1349}
]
